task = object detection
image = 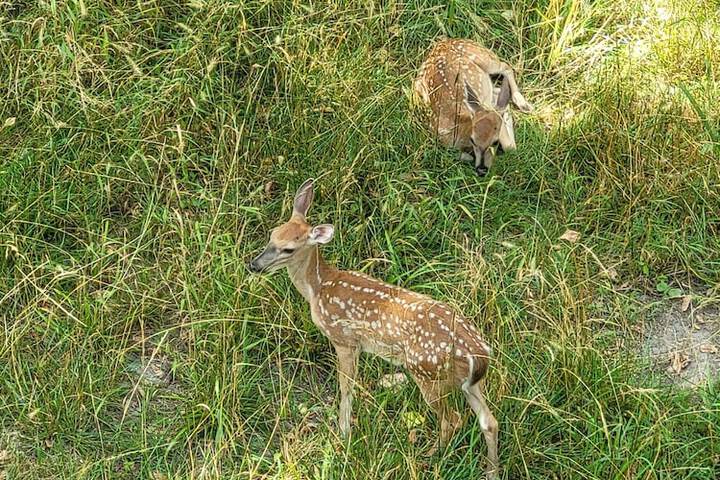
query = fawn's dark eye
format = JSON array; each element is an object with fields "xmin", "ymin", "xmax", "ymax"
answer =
[{"xmin": 282, "ymin": 248, "xmax": 295, "ymax": 254}]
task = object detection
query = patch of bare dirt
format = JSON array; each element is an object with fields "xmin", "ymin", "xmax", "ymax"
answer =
[
  {"xmin": 127, "ymin": 354, "xmax": 173, "ymax": 387},
  {"xmin": 643, "ymin": 300, "xmax": 720, "ymax": 387},
  {"xmin": 0, "ymin": 429, "xmax": 21, "ymax": 479},
  {"xmin": 118, "ymin": 327, "xmax": 183, "ymax": 422}
]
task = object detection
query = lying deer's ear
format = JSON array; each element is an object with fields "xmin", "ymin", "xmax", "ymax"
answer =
[
  {"xmin": 293, "ymin": 178, "xmax": 315, "ymax": 218},
  {"xmin": 495, "ymin": 76, "xmax": 511, "ymax": 110},
  {"xmin": 463, "ymin": 81, "xmax": 482, "ymax": 115},
  {"xmin": 308, "ymin": 224, "xmax": 334, "ymax": 245}
]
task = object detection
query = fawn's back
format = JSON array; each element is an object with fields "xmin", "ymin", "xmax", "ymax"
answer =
[
  {"xmin": 315, "ymin": 269, "xmax": 491, "ymax": 386},
  {"xmin": 415, "ymin": 39, "xmax": 499, "ymax": 127}
]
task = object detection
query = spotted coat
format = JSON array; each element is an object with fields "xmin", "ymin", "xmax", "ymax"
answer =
[
  {"xmin": 251, "ymin": 177, "xmax": 501, "ymax": 478},
  {"xmin": 413, "ymin": 38, "xmax": 504, "ymax": 151},
  {"xmin": 312, "ymin": 269, "xmax": 491, "ymax": 387}
]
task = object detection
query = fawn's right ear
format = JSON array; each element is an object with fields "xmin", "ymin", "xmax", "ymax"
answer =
[
  {"xmin": 308, "ymin": 224, "xmax": 334, "ymax": 245},
  {"xmin": 463, "ymin": 81, "xmax": 483, "ymax": 115},
  {"xmin": 495, "ymin": 76, "xmax": 511, "ymax": 110},
  {"xmin": 293, "ymin": 178, "xmax": 314, "ymax": 219}
]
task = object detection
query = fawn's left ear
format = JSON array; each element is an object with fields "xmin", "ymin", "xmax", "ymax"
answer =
[
  {"xmin": 293, "ymin": 178, "xmax": 315, "ymax": 219},
  {"xmin": 308, "ymin": 224, "xmax": 334, "ymax": 245}
]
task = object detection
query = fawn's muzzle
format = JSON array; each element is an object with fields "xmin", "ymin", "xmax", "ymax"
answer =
[
  {"xmin": 248, "ymin": 259, "xmax": 262, "ymax": 273},
  {"xmin": 248, "ymin": 245, "xmax": 280, "ymax": 273}
]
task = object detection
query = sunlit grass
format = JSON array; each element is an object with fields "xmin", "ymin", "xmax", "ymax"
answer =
[{"xmin": 1, "ymin": 1, "xmax": 719, "ymax": 479}]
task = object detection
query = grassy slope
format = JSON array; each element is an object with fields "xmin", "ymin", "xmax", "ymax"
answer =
[{"xmin": 1, "ymin": 0, "xmax": 719, "ymax": 478}]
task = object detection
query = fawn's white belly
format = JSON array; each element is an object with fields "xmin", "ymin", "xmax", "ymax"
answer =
[{"xmin": 360, "ymin": 338, "xmax": 404, "ymax": 366}]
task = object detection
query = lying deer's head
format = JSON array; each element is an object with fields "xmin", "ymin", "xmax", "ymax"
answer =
[
  {"xmin": 464, "ymin": 76, "xmax": 515, "ymax": 169},
  {"xmin": 248, "ymin": 179, "xmax": 334, "ymax": 274}
]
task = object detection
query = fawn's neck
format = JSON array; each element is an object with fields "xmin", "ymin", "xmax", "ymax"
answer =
[{"xmin": 286, "ymin": 245, "xmax": 333, "ymax": 302}]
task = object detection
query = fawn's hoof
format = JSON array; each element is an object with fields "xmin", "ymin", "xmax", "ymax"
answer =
[{"xmin": 475, "ymin": 165, "xmax": 488, "ymax": 176}]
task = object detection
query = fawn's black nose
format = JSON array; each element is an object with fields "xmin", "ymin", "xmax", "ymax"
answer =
[{"xmin": 248, "ymin": 260, "xmax": 261, "ymax": 273}]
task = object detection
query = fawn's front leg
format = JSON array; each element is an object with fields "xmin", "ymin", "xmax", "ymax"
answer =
[{"xmin": 335, "ymin": 344, "xmax": 359, "ymax": 437}]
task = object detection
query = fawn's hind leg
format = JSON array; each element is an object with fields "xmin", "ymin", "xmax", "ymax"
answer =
[
  {"xmin": 463, "ymin": 381, "xmax": 499, "ymax": 480},
  {"xmin": 416, "ymin": 378, "xmax": 463, "ymax": 454}
]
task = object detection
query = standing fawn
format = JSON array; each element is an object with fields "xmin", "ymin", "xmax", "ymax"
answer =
[
  {"xmin": 249, "ymin": 179, "xmax": 500, "ymax": 479},
  {"xmin": 414, "ymin": 38, "xmax": 533, "ymax": 176}
]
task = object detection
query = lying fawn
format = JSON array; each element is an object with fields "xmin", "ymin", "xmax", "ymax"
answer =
[
  {"xmin": 414, "ymin": 38, "xmax": 532, "ymax": 175},
  {"xmin": 249, "ymin": 179, "xmax": 499, "ymax": 479}
]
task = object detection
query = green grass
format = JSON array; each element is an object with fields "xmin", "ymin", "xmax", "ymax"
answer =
[{"xmin": 1, "ymin": 0, "xmax": 719, "ymax": 478}]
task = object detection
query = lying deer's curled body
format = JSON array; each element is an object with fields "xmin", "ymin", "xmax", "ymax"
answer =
[
  {"xmin": 249, "ymin": 179, "xmax": 500, "ymax": 479},
  {"xmin": 414, "ymin": 38, "xmax": 533, "ymax": 175}
]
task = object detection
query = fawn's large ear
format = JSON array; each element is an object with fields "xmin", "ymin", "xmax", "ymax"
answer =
[
  {"xmin": 464, "ymin": 81, "xmax": 482, "ymax": 115},
  {"xmin": 293, "ymin": 178, "xmax": 314, "ymax": 219},
  {"xmin": 308, "ymin": 224, "xmax": 334, "ymax": 245},
  {"xmin": 495, "ymin": 76, "xmax": 511, "ymax": 110}
]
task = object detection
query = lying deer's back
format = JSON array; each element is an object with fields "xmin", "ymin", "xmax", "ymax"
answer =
[{"xmin": 415, "ymin": 39, "xmax": 497, "ymax": 117}]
